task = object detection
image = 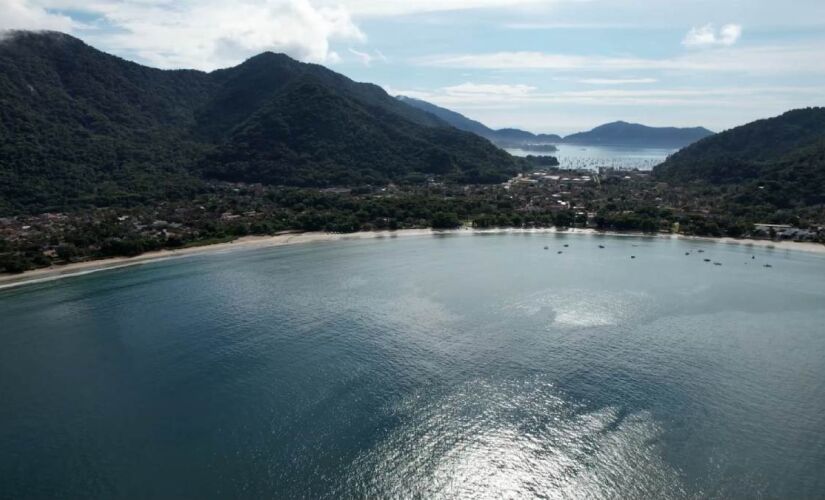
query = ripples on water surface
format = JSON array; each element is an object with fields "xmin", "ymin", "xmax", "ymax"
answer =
[{"xmin": 1, "ymin": 233, "xmax": 824, "ymax": 498}]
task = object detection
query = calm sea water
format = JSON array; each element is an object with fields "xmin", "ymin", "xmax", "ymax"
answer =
[
  {"xmin": 1, "ymin": 233, "xmax": 824, "ymax": 498},
  {"xmin": 507, "ymin": 144, "xmax": 675, "ymax": 170}
]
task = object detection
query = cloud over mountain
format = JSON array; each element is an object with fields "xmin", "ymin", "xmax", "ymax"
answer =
[{"xmin": 2, "ymin": 0, "xmax": 366, "ymax": 70}]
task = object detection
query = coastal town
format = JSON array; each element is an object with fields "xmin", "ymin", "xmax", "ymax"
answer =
[{"xmin": 2, "ymin": 167, "xmax": 822, "ymax": 274}]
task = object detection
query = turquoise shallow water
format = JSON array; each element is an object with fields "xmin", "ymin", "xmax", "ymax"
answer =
[{"xmin": 1, "ymin": 233, "xmax": 824, "ymax": 498}]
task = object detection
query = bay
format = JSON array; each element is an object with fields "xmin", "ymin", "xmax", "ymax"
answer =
[
  {"xmin": 506, "ymin": 144, "xmax": 676, "ymax": 170},
  {"xmin": 1, "ymin": 233, "xmax": 824, "ymax": 498}
]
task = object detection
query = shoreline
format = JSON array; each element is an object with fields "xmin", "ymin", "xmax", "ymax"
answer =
[{"xmin": 1, "ymin": 227, "xmax": 823, "ymax": 291}]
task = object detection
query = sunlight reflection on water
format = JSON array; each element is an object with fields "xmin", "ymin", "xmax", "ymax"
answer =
[{"xmin": 343, "ymin": 376, "xmax": 686, "ymax": 499}]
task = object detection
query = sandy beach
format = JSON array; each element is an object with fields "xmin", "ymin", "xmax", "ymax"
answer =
[{"xmin": 1, "ymin": 227, "xmax": 823, "ymax": 291}]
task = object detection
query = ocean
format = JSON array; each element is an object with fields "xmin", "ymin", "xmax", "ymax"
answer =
[
  {"xmin": 506, "ymin": 144, "xmax": 676, "ymax": 170},
  {"xmin": 1, "ymin": 233, "xmax": 824, "ymax": 498}
]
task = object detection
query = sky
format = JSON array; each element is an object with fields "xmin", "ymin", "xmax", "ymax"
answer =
[{"xmin": 2, "ymin": 0, "xmax": 825, "ymax": 135}]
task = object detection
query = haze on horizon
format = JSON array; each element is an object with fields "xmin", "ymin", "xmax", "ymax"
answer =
[{"xmin": 2, "ymin": 0, "xmax": 824, "ymax": 135}]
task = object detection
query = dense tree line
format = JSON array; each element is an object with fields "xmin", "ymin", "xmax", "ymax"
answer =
[{"xmin": 5, "ymin": 176, "xmax": 818, "ymax": 274}]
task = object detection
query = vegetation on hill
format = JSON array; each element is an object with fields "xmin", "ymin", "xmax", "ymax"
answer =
[
  {"xmin": 205, "ymin": 73, "xmax": 520, "ymax": 187},
  {"xmin": 0, "ymin": 32, "xmax": 215, "ymax": 213},
  {"xmin": 655, "ymin": 108, "xmax": 825, "ymax": 212},
  {"xmin": 0, "ymin": 31, "xmax": 523, "ymax": 215}
]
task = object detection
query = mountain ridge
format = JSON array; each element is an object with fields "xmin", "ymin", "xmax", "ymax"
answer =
[
  {"xmin": 0, "ymin": 31, "xmax": 522, "ymax": 213},
  {"xmin": 396, "ymin": 96, "xmax": 562, "ymax": 146},
  {"xmin": 654, "ymin": 107, "xmax": 825, "ymax": 210},
  {"xmin": 396, "ymin": 95, "xmax": 712, "ymax": 149},
  {"xmin": 563, "ymin": 121, "xmax": 713, "ymax": 148}
]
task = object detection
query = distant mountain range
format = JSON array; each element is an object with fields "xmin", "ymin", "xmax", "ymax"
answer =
[
  {"xmin": 654, "ymin": 107, "xmax": 825, "ymax": 209},
  {"xmin": 0, "ymin": 31, "xmax": 522, "ymax": 213},
  {"xmin": 397, "ymin": 96, "xmax": 713, "ymax": 149},
  {"xmin": 563, "ymin": 121, "xmax": 713, "ymax": 149},
  {"xmin": 397, "ymin": 96, "xmax": 562, "ymax": 147}
]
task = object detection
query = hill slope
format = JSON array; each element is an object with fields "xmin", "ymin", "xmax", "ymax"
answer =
[
  {"xmin": 655, "ymin": 108, "xmax": 825, "ymax": 182},
  {"xmin": 397, "ymin": 96, "xmax": 561, "ymax": 145},
  {"xmin": 0, "ymin": 31, "xmax": 522, "ymax": 214},
  {"xmin": 654, "ymin": 108, "xmax": 825, "ymax": 209},
  {"xmin": 206, "ymin": 74, "xmax": 519, "ymax": 186},
  {"xmin": 396, "ymin": 95, "xmax": 492, "ymax": 137},
  {"xmin": 563, "ymin": 121, "xmax": 713, "ymax": 148},
  {"xmin": 0, "ymin": 31, "xmax": 216, "ymax": 210}
]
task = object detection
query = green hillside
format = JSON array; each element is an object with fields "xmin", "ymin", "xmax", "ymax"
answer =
[
  {"xmin": 563, "ymin": 121, "xmax": 713, "ymax": 148},
  {"xmin": 655, "ymin": 108, "xmax": 825, "ymax": 210},
  {"xmin": 0, "ymin": 31, "xmax": 521, "ymax": 214}
]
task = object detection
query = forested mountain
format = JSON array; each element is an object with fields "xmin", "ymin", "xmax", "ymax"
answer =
[
  {"xmin": 0, "ymin": 31, "xmax": 522, "ymax": 214},
  {"xmin": 563, "ymin": 121, "xmax": 713, "ymax": 148},
  {"xmin": 655, "ymin": 108, "xmax": 825, "ymax": 209},
  {"xmin": 397, "ymin": 96, "xmax": 562, "ymax": 145},
  {"xmin": 655, "ymin": 108, "xmax": 825, "ymax": 181}
]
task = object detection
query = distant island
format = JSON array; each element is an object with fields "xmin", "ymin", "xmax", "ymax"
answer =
[{"xmin": 0, "ymin": 31, "xmax": 822, "ymax": 275}]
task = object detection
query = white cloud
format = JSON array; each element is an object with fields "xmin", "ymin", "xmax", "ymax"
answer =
[
  {"xmin": 443, "ymin": 82, "xmax": 536, "ymax": 96},
  {"xmin": 393, "ymin": 82, "xmax": 825, "ymax": 134},
  {"xmin": 682, "ymin": 23, "xmax": 742, "ymax": 48},
  {"xmin": 504, "ymin": 21, "xmax": 634, "ymax": 30},
  {"xmin": 415, "ymin": 43, "xmax": 825, "ymax": 75},
  {"xmin": 0, "ymin": 0, "xmax": 76, "ymax": 31},
  {"xmin": 319, "ymin": 0, "xmax": 551, "ymax": 17},
  {"xmin": 348, "ymin": 47, "xmax": 387, "ymax": 66},
  {"xmin": 6, "ymin": 0, "xmax": 366, "ymax": 70},
  {"xmin": 580, "ymin": 78, "xmax": 658, "ymax": 85},
  {"xmin": 394, "ymin": 83, "xmax": 825, "ymax": 110},
  {"xmin": 348, "ymin": 47, "xmax": 372, "ymax": 65}
]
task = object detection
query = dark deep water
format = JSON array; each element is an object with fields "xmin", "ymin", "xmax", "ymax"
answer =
[{"xmin": 1, "ymin": 233, "xmax": 824, "ymax": 498}]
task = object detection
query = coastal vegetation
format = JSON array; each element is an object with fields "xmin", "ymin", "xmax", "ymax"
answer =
[{"xmin": 2, "ymin": 166, "xmax": 822, "ymax": 274}]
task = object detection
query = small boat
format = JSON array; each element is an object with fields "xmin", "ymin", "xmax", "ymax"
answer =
[
  {"xmin": 598, "ymin": 245, "xmax": 605, "ymax": 249},
  {"xmin": 631, "ymin": 256, "xmax": 636, "ymax": 259},
  {"xmin": 564, "ymin": 244, "xmax": 569, "ymax": 248},
  {"xmin": 714, "ymin": 262, "xmax": 722, "ymax": 266},
  {"xmin": 557, "ymin": 251, "xmax": 563, "ymax": 254},
  {"xmin": 698, "ymin": 249, "xmax": 705, "ymax": 253},
  {"xmin": 685, "ymin": 252, "xmax": 690, "ymax": 256},
  {"xmin": 752, "ymin": 256, "xmax": 756, "ymax": 259},
  {"xmin": 704, "ymin": 259, "xmax": 711, "ymax": 262},
  {"xmin": 764, "ymin": 264, "xmax": 773, "ymax": 268},
  {"xmin": 544, "ymin": 246, "xmax": 549, "ymax": 250}
]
